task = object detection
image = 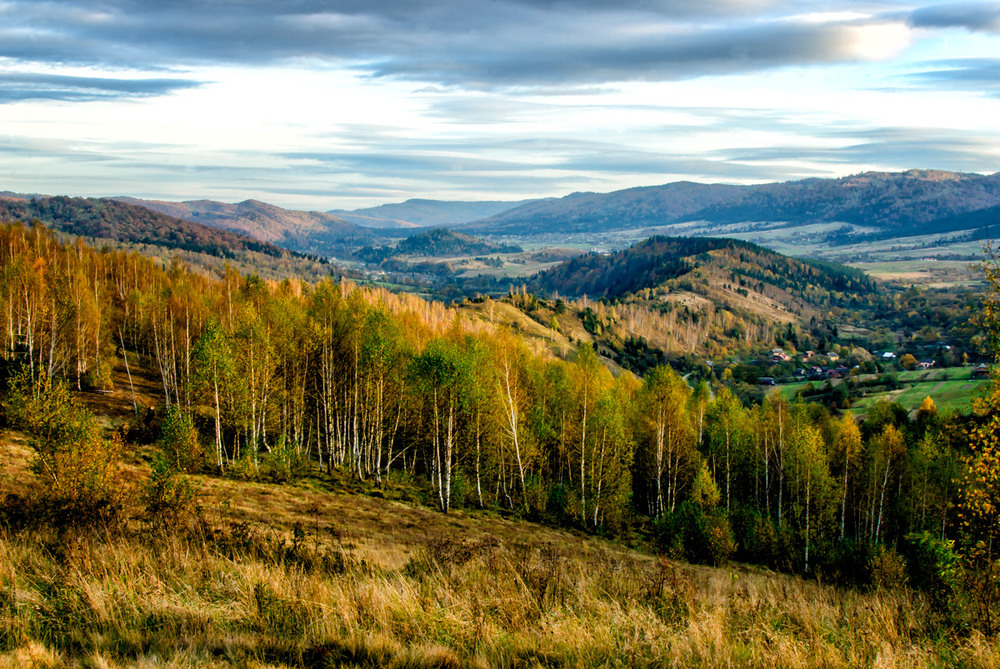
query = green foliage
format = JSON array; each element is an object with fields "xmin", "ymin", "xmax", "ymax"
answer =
[
  {"xmin": 142, "ymin": 452, "xmax": 196, "ymax": 530},
  {"xmin": 906, "ymin": 532, "xmax": 960, "ymax": 616},
  {"xmin": 259, "ymin": 435, "xmax": 308, "ymax": 484},
  {"xmin": 690, "ymin": 461, "xmax": 720, "ymax": 511},
  {"xmin": 157, "ymin": 406, "xmax": 202, "ymax": 473},
  {"xmin": 655, "ymin": 501, "xmax": 734, "ymax": 566}
]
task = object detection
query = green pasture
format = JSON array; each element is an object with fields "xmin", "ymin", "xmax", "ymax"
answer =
[{"xmin": 777, "ymin": 366, "xmax": 989, "ymax": 415}]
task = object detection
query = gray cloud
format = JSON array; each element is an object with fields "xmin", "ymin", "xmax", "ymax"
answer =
[
  {"xmin": 908, "ymin": 3, "xmax": 1000, "ymax": 32},
  {"xmin": 370, "ymin": 20, "xmax": 901, "ymax": 86},
  {"xmin": 0, "ymin": 72, "xmax": 201, "ymax": 102},
  {"xmin": 0, "ymin": 0, "xmax": 911, "ymax": 89}
]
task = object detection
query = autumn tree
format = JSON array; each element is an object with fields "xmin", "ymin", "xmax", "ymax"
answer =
[
  {"xmin": 192, "ymin": 319, "xmax": 232, "ymax": 472},
  {"xmin": 412, "ymin": 337, "xmax": 471, "ymax": 512},
  {"xmin": 571, "ymin": 343, "xmax": 604, "ymax": 523},
  {"xmin": 706, "ymin": 387, "xmax": 747, "ymax": 512},
  {"xmin": 588, "ymin": 374, "xmax": 636, "ymax": 530},
  {"xmin": 637, "ymin": 365, "xmax": 694, "ymax": 517},
  {"xmin": 492, "ymin": 329, "xmax": 534, "ymax": 510},
  {"xmin": 954, "ymin": 240, "xmax": 1000, "ymax": 633},
  {"xmin": 831, "ymin": 413, "xmax": 862, "ymax": 540}
]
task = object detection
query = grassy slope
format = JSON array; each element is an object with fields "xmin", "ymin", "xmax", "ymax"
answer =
[
  {"xmin": 2, "ymin": 363, "xmax": 999, "ymax": 667},
  {"xmin": 5, "ymin": 430, "xmax": 1000, "ymax": 668}
]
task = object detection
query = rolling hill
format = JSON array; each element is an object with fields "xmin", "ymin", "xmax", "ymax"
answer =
[
  {"xmin": 360, "ymin": 227, "xmax": 523, "ymax": 263},
  {"xmin": 331, "ymin": 197, "xmax": 536, "ymax": 229},
  {"xmin": 464, "ymin": 170, "xmax": 1000, "ymax": 239},
  {"xmin": 116, "ymin": 196, "xmax": 376, "ymax": 256},
  {"xmin": 0, "ymin": 195, "xmax": 290, "ymax": 259},
  {"xmin": 675, "ymin": 170, "xmax": 1000, "ymax": 234},
  {"xmin": 525, "ymin": 235, "xmax": 877, "ymax": 332},
  {"xmin": 464, "ymin": 182, "xmax": 745, "ymax": 235}
]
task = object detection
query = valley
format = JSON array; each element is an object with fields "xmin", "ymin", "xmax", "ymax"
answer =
[
  {"xmin": 8, "ymin": 0, "xmax": 1000, "ymax": 665},
  {"xmin": 1, "ymin": 171, "xmax": 999, "ymax": 667}
]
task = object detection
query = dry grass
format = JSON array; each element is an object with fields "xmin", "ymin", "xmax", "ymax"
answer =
[
  {"xmin": 0, "ymin": 522, "xmax": 994, "ymax": 668},
  {"xmin": 3, "ymin": 431, "xmax": 998, "ymax": 667}
]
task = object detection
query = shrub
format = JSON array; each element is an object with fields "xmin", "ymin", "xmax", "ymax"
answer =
[
  {"xmin": 825, "ymin": 539, "xmax": 875, "ymax": 587},
  {"xmin": 157, "ymin": 406, "xmax": 202, "ymax": 473},
  {"xmin": 656, "ymin": 501, "xmax": 735, "ymax": 566},
  {"xmin": 142, "ymin": 452, "xmax": 197, "ymax": 531},
  {"xmin": 545, "ymin": 482, "xmax": 570, "ymax": 525},
  {"xmin": 731, "ymin": 506, "xmax": 778, "ymax": 565},
  {"xmin": 81, "ymin": 357, "xmax": 114, "ymax": 391},
  {"xmin": 1, "ymin": 367, "xmax": 125, "ymax": 527},
  {"xmin": 259, "ymin": 435, "xmax": 307, "ymax": 483},
  {"xmin": 869, "ymin": 544, "xmax": 909, "ymax": 591},
  {"xmin": 906, "ymin": 532, "xmax": 960, "ymax": 617}
]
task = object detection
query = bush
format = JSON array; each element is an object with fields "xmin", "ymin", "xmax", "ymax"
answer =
[
  {"xmin": 81, "ymin": 357, "xmax": 114, "ymax": 391},
  {"xmin": 731, "ymin": 506, "xmax": 779, "ymax": 565},
  {"xmin": 259, "ymin": 435, "xmax": 307, "ymax": 484},
  {"xmin": 656, "ymin": 501, "xmax": 735, "ymax": 566},
  {"xmin": 545, "ymin": 482, "xmax": 570, "ymax": 525},
  {"xmin": 869, "ymin": 545, "xmax": 908, "ymax": 591},
  {"xmin": 906, "ymin": 532, "xmax": 960, "ymax": 616},
  {"xmin": 157, "ymin": 406, "xmax": 202, "ymax": 473},
  {"xmin": 1, "ymin": 367, "xmax": 125, "ymax": 527},
  {"xmin": 824, "ymin": 539, "xmax": 875, "ymax": 587},
  {"xmin": 142, "ymin": 452, "xmax": 197, "ymax": 531},
  {"xmin": 449, "ymin": 467, "xmax": 467, "ymax": 510}
]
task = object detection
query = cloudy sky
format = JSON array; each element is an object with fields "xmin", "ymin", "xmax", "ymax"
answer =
[{"xmin": 2, "ymin": 0, "xmax": 1000, "ymax": 210}]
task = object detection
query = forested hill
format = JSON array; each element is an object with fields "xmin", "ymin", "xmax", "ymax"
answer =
[
  {"xmin": 528, "ymin": 236, "xmax": 876, "ymax": 305},
  {"xmin": 0, "ymin": 196, "xmax": 292, "ymax": 259},
  {"xmin": 464, "ymin": 181, "xmax": 745, "ymax": 235},
  {"xmin": 463, "ymin": 170, "xmax": 1000, "ymax": 236},
  {"xmin": 676, "ymin": 170, "xmax": 1000, "ymax": 233},
  {"xmin": 395, "ymin": 228, "xmax": 521, "ymax": 256},
  {"xmin": 331, "ymin": 197, "xmax": 536, "ymax": 229},
  {"xmin": 116, "ymin": 196, "xmax": 375, "ymax": 257},
  {"xmin": 359, "ymin": 227, "xmax": 522, "ymax": 262}
]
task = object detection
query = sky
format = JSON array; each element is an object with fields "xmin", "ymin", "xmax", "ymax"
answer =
[{"xmin": 2, "ymin": 1, "xmax": 1000, "ymax": 210}]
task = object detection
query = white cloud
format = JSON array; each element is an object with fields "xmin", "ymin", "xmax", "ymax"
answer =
[{"xmin": 0, "ymin": 1, "xmax": 998, "ymax": 208}]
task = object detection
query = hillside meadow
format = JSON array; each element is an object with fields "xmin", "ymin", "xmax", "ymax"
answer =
[{"xmin": 3, "ymin": 432, "xmax": 1000, "ymax": 669}]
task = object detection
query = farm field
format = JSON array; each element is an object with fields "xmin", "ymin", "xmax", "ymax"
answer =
[{"xmin": 778, "ymin": 366, "xmax": 989, "ymax": 414}]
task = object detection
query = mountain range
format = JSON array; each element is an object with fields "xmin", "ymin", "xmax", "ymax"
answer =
[
  {"xmin": 0, "ymin": 195, "xmax": 290, "ymax": 259},
  {"xmin": 329, "ymin": 198, "xmax": 536, "ymax": 229},
  {"xmin": 6, "ymin": 169, "xmax": 1000, "ymax": 264},
  {"xmin": 461, "ymin": 170, "xmax": 1000, "ymax": 237}
]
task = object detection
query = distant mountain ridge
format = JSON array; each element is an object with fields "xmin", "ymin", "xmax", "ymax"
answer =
[
  {"xmin": 465, "ymin": 182, "xmax": 745, "ymax": 235},
  {"xmin": 331, "ymin": 198, "xmax": 538, "ymax": 229},
  {"xmin": 10, "ymin": 168, "xmax": 1000, "ymax": 263},
  {"xmin": 116, "ymin": 196, "xmax": 375, "ymax": 256},
  {"xmin": 464, "ymin": 170, "xmax": 1000, "ymax": 237}
]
